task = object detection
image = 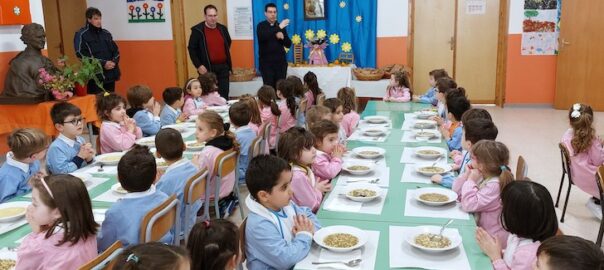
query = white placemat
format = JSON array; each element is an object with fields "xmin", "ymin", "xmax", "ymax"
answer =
[
  {"xmin": 0, "ymin": 201, "xmax": 30, "ymax": 236},
  {"xmin": 399, "ymin": 147, "xmax": 448, "ymax": 164},
  {"xmin": 389, "ymin": 226, "xmax": 471, "ymax": 270},
  {"xmin": 404, "ymin": 190, "xmax": 469, "ymax": 220},
  {"xmin": 400, "ymin": 164, "xmax": 433, "ymax": 184},
  {"xmin": 323, "ymin": 186, "xmax": 387, "ymax": 215},
  {"xmin": 401, "ymin": 119, "xmax": 439, "ymax": 131},
  {"xmin": 296, "ymin": 230, "xmax": 380, "ymax": 270},
  {"xmin": 81, "ymin": 164, "xmax": 118, "ymax": 175},
  {"xmin": 356, "ymin": 119, "xmax": 393, "ymax": 130},
  {"xmin": 343, "ymin": 154, "xmax": 386, "ymax": 167},
  {"xmin": 93, "ymin": 189, "xmax": 126, "ymax": 203},
  {"xmin": 401, "ymin": 131, "xmax": 442, "ymax": 143},
  {"xmin": 338, "ymin": 167, "xmax": 390, "ymax": 188},
  {"xmin": 347, "ymin": 130, "xmax": 389, "ymax": 143}
]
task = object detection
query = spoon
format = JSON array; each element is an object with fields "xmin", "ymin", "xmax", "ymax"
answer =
[
  {"xmin": 346, "ymin": 178, "xmax": 379, "ymax": 183},
  {"xmin": 312, "ymin": 259, "xmax": 362, "ymax": 267},
  {"xmin": 430, "ymin": 156, "xmax": 443, "ymax": 167},
  {"xmin": 431, "ymin": 219, "xmax": 454, "ymax": 241},
  {"xmin": 97, "ymin": 163, "xmax": 104, "ymax": 172}
]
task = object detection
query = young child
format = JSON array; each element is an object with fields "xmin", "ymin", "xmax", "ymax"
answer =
[
  {"xmin": 453, "ymin": 140, "xmax": 514, "ymax": 248},
  {"xmin": 449, "ymin": 108, "xmax": 494, "ymax": 165},
  {"xmin": 384, "ymin": 70, "xmax": 412, "ymax": 102},
  {"xmin": 337, "ymin": 87, "xmax": 360, "ymax": 137},
  {"xmin": 154, "ymin": 128, "xmax": 199, "ymax": 233},
  {"xmin": 47, "ymin": 102, "xmax": 94, "ymax": 174},
  {"xmin": 323, "ymin": 98, "xmax": 346, "ymax": 143},
  {"xmin": 199, "ymin": 73, "xmax": 227, "ymax": 106},
  {"xmin": 187, "ymin": 219, "xmax": 240, "ymax": 270},
  {"xmin": 441, "ymin": 89, "xmax": 471, "ymax": 151},
  {"xmin": 97, "ymin": 93, "xmax": 143, "ymax": 154},
  {"xmin": 160, "ymin": 87, "xmax": 188, "ymax": 126},
  {"xmin": 113, "ymin": 242, "xmax": 190, "ymax": 270},
  {"xmin": 415, "ymin": 69, "xmax": 448, "ymax": 106},
  {"xmin": 244, "ymin": 155, "xmax": 321, "ymax": 270},
  {"xmin": 98, "ymin": 145, "xmax": 172, "ymax": 251},
  {"xmin": 287, "ymin": 75, "xmax": 307, "ymax": 127},
  {"xmin": 476, "ymin": 181, "xmax": 558, "ymax": 270},
  {"xmin": 229, "ymin": 102, "xmax": 256, "ymax": 183},
  {"xmin": 310, "ymin": 120, "xmax": 344, "ymax": 181},
  {"xmin": 183, "ymin": 78, "xmax": 206, "ymax": 116},
  {"xmin": 257, "ymin": 85, "xmax": 282, "ymax": 150},
  {"xmin": 16, "ymin": 174, "xmax": 98, "ymax": 269},
  {"xmin": 305, "ymin": 105, "xmax": 332, "ymax": 130},
  {"xmin": 0, "ymin": 128, "xmax": 48, "ymax": 203},
  {"xmin": 127, "ymin": 85, "xmax": 162, "ymax": 137},
  {"xmin": 560, "ymin": 103, "xmax": 604, "ymax": 219},
  {"xmin": 239, "ymin": 94, "xmax": 263, "ymax": 135},
  {"xmin": 535, "ymin": 235, "xmax": 604, "ymax": 270},
  {"xmin": 303, "ymin": 71, "xmax": 322, "ymax": 110},
  {"xmin": 278, "ymin": 127, "xmax": 332, "ymax": 212},
  {"xmin": 276, "ymin": 79, "xmax": 297, "ymax": 133},
  {"xmin": 431, "ymin": 77, "xmax": 458, "ymax": 125}
]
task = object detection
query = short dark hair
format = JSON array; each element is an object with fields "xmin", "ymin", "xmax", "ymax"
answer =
[
  {"xmin": 246, "ymin": 155, "xmax": 291, "ymax": 200},
  {"xmin": 113, "ymin": 242, "xmax": 189, "ymax": 270},
  {"xmin": 228, "ymin": 102, "xmax": 251, "ymax": 127},
  {"xmin": 461, "ymin": 108, "xmax": 492, "ymax": 123},
  {"xmin": 198, "ymin": 72, "xmax": 218, "ymax": 95},
  {"xmin": 86, "ymin": 7, "xmax": 101, "ymax": 19},
  {"xmin": 127, "ymin": 85, "xmax": 154, "ymax": 108},
  {"xmin": 162, "ymin": 87, "xmax": 183, "ymax": 106},
  {"xmin": 309, "ymin": 119, "xmax": 339, "ymax": 142},
  {"xmin": 204, "ymin": 4, "xmax": 217, "ymax": 15},
  {"xmin": 265, "ymin": 3, "xmax": 277, "ymax": 12},
  {"xmin": 155, "ymin": 128, "xmax": 184, "ymax": 161},
  {"xmin": 537, "ymin": 235, "xmax": 604, "ymax": 270},
  {"xmin": 446, "ymin": 94, "xmax": 471, "ymax": 121},
  {"xmin": 323, "ymin": 98, "xmax": 343, "ymax": 113},
  {"xmin": 435, "ymin": 77, "xmax": 457, "ymax": 93},
  {"xmin": 500, "ymin": 181, "xmax": 558, "ymax": 242},
  {"xmin": 118, "ymin": 145, "xmax": 157, "ymax": 192},
  {"xmin": 96, "ymin": 93, "xmax": 126, "ymax": 121},
  {"xmin": 463, "ymin": 118, "xmax": 498, "ymax": 144},
  {"xmin": 277, "ymin": 127, "xmax": 315, "ymax": 163},
  {"xmin": 50, "ymin": 102, "xmax": 82, "ymax": 125},
  {"xmin": 187, "ymin": 219, "xmax": 239, "ymax": 270},
  {"xmin": 429, "ymin": 69, "xmax": 449, "ymax": 81}
]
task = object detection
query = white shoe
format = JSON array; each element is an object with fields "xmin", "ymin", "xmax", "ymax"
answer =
[{"xmin": 586, "ymin": 199, "xmax": 603, "ymax": 220}]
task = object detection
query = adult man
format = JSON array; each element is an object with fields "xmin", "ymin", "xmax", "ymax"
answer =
[
  {"xmin": 256, "ymin": 3, "xmax": 292, "ymax": 89},
  {"xmin": 74, "ymin": 7, "xmax": 120, "ymax": 94},
  {"xmin": 188, "ymin": 4, "xmax": 232, "ymax": 99}
]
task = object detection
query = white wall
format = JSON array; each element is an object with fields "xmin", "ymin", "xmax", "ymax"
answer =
[
  {"xmin": 0, "ymin": 0, "xmax": 45, "ymax": 52},
  {"xmin": 377, "ymin": 0, "xmax": 408, "ymax": 37},
  {"xmin": 508, "ymin": 0, "xmax": 524, "ymax": 34}
]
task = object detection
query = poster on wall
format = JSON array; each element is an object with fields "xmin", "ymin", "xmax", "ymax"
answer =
[
  {"xmin": 521, "ymin": 0, "xmax": 560, "ymax": 55},
  {"xmin": 127, "ymin": 0, "xmax": 166, "ymax": 23}
]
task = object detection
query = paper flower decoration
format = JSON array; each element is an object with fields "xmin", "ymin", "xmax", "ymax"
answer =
[
  {"xmin": 317, "ymin": 29, "xmax": 327, "ymax": 39},
  {"xmin": 329, "ymin": 34, "xmax": 340, "ymax": 44},
  {"xmin": 292, "ymin": 34, "xmax": 302, "ymax": 45},
  {"xmin": 305, "ymin": 29, "xmax": 315, "ymax": 40},
  {"xmin": 283, "ymin": 3, "xmax": 289, "ymax": 10},
  {"xmin": 339, "ymin": 1, "xmax": 346, "ymax": 8},
  {"xmin": 284, "ymin": 47, "xmax": 290, "ymax": 53},
  {"xmin": 355, "ymin": 15, "xmax": 363, "ymax": 23},
  {"xmin": 341, "ymin": 42, "xmax": 352, "ymax": 52}
]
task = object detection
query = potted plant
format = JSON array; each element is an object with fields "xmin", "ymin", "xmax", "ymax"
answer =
[{"xmin": 70, "ymin": 56, "xmax": 105, "ymax": 96}]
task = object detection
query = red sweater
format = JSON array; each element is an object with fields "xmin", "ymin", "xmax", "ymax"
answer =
[{"xmin": 204, "ymin": 25, "xmax": 227, "ymax": 64}]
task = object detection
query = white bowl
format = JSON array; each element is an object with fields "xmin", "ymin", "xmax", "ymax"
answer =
[
  {"xmin": 156, "ymin": 158, "xmax": 169, "ymax": 170},
  {"xmin": 414, "ymin": 110, "xmax": 438, "ymax": 119},
  {"xmin": 342, "ymin": 162, "xmax": 375, "ymax": 175},
  {"xmin": 415, "ymin": 163, "xmax": 452, "ymax": 176},
  {"xmin": 362, "ymin": 127, "xmax": 388, "ymax": 137},
  {"xmin": 414, "ymin": 146, "xmax": 446, "ymax": 159},
  {"xmin": 0, "ymin": 202, "xmax": 28, "ymax": 223},
  {"xmin": 162, "ymin": 124, "xmax": 188, "ymax": 133},
  {"xmin": 413, "ymin": 120, "xmax": 437, "ymax": 129},
  {"xmin": 406, "ymin": 226, "xmax": 462, "ymax": 253},
  {"xmin": 364, "ymin": 115, "xmax": 389, "ymax": 124},
  {"xmin": 111, "ymin": 183, "xmax": 128, "ymax": 195},
  {"xmin": 185, "ymin": 141, "xmax": 205, "ymax": 151},
  {"xmin": 136, "ymin": 136, "xmax": 156, "ymax": 147},
  {"xmin": 314, "ymin": 226, "xmax": 368, "ymax": 252},
  {"xmin": 69, "ymin": 172, "xmax": 93, "ymax": 187},
  {"xmin": 352, "ymin": 146, "xmax": 385, "ymax": 159},
  {"xmin": 345, "ymin": 183, "xmax": 382, "ymax": 202},
  {"xmin": 206, "ymin": 105, "xmax": 229, "ymax": 113},
  {"xmin": 413, "ymin": 130, "xmax": 440, "ymax": 139},
  {"xmin": 415, "ymin": 187, "xmax": 458, "ymax": 206},
  {"xmin": 95, "ymin": 152, "xmax": 124, "ymax": 166}
]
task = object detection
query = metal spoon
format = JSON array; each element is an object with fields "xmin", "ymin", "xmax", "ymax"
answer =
[
  {"xmin": 346, "ymin": 178, "xmax": 379, "ymax": 183},
  {"xmin": 431, "ymin": 219, "xmax": 454, "ymax": 241},
  {"xmin": 430, "ymin": 156, "xmax": 443, "ymax": 167},
  {"xmin": 97, "ymin": 163, "xmax": 104, "ymax": 172},
  {"xmin": 312, "ymin": 259, "xmax": 362, "ymax": 267}
]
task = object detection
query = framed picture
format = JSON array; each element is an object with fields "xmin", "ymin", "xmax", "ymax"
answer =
[{"xmin": 304, "ymin": 0, "xmax": 326, "ymax": 20}]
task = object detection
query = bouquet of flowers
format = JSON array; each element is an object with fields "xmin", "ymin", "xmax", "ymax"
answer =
[
  {"xmin": 38, "ymin": 67, "xmax": 74, "ymax": 100},
  {"xmin": 37, "ymin": 56, "xmax": 104, "ymax": 100}
]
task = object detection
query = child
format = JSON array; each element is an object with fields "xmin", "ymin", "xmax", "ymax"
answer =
[
  {"xmin": 323, "ymin": 98, "xmax": 347, "ymax": 143},
  {"xmin": 384, "ymin": 70, "xmax": 412, "ymax": 102},
  {"xmin": 16, "ymin": 174, "xmax": 98, "ymax": 269},
  {"xmin": 535, "ymin": 235, "xmax": 604, "ymax": 270},
  {"xmin": 97, "ymin": 93, "xmax": 143, "ymax": 154},
  {"xmin": 337, "ymin": 87, "xmax": 360, "ymax": 137},
  {"xmin": 239, "ymin": 94, "xmax": 263, "ymax": 135},
  {"xmin": 183, "ymin": 78, "xmax": 207, "ymax": 116},
  {"xmin": 199, "ymin": 73, "xmax": 227, "ymax": 106},
  {"xmin": 97, "ymin": 145, "xmax": 172, "ymax": 251},
  {"xmin": 415, "ymin": 69, "xmax": 448, "ymax": 106},
  {"xmin": 187, "ymin": 219, "xmax": 240, "ymax": 270},
  {"xmin": 154, "ymin": 128, "xmax": 199, "ymax": 233},
  {"xmin": 244, "ymin": 155, "xmax": 321, "ymax": 270},
  {"xmin": 127, "ymin": 85, "xmax": 162, "ymax": 137},
  {"xmin": 305, "ymin": 105, "xmax": 332, "ymax": 130},
  {"xmin": 278, "ymin": 127, "xmax": 332, "ymax": 212},
  {"xmin": 303, "ymin": 71, "xmax": 322, "ymax": 110},
  {"xmin": 160, "ymin": 87, "xmax": 188, "ymax": 126},
  {"xmin": 441, "ymin": 89, "xmax": 470, "ymax": 151},
  {"xmin": 431, "ymin": 77, "xmax": 458, "ymax": 125},
  {"xmin": 47, "ymin": 102, "xmax": 94, "ymax": 174},
  {"xmin": 453, "ymin": 140, "xmax": 513, "ymax": 248},
  {"xmin": 560, "ymin": 103, "xmax": 604, "ymax": 219},
  {"xmin": 0, "ymin": 128, "xmax": 48, "ymax": 203},
  {"xmin": 229, "ymin": 102, "xmax": 256, "ymax": 183},
  {"xmin": 113, "ymin": 242, "xmax": 190, "ymax": 270},
  {"xmin": 287, "ymin": 75, "xmax": 306, "ymax": 127},
  {"xmin": 276, "ymin": 79, "xmax": 297, "ymax": 133},
  {"xmin": 257, "ymin": 85, "xmax": 282, "ymax": 150},
  {"xmin": 476, "ymin": 181, "xmax": 558, "ymax": 270},
  {"xmin": 310, "ymin": 120, "xmax": 344, "ymax": 181},
  {"xmin": 449, "ymin": 108, "xmax": 493, "ymax": 165}
]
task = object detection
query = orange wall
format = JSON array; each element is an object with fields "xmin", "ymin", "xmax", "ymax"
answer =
[
  {"xmin": 377, "ymin": 36, "xmax": 408, "ymax": 67},
  {"xmin": 231, "ymin": 40, "xmax": 255, "ymax": 68}
]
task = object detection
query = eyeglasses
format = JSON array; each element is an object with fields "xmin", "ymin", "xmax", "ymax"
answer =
[{"xmin": 63, "ymin": 117, "xmax": 85, "ymax": 126}]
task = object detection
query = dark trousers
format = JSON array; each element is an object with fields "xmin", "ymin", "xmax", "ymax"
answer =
[
  {"xmin": 209, "ymin": 63, "xmax": 230, "ymax": 99},
  {"xmin": 260, "ymin": 61, "xmax": 288, "ymax": 90},
  {"xmin": 87, "ymin": 80, "xmax": 116, "ymax": 95}
]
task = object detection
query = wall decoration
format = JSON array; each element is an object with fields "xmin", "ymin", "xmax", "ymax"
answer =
[
  {"xmin": 127, "ymin": 0, "xmax": 165, "ymax": 23},
  {"xmin": 304, "ymin": 0, "xmax": 326, "ymax": 20},
  {"xmin": 521, "ymin": 0, "xmax": 561, "ymax": 55}
]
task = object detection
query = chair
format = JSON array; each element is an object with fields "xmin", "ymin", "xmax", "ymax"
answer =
[
  {"xmin": 555, "ymin": 143, "xmax": 574, "ymax": 223},
  {"xmin": 140, "ymin": 195, "xmax": 180, "ymax": 245},
  {"xmin": 595, "ymin": 166, "xmax": 604, "ymax": 246},
  {"xmin": 248, "ymin": 136, "xmax": 263, "ymax": 159},
  {"xmin": 274, "ymin": 115, "xmax": 282, "ymax": 154},
  {"xmin": 78, "ymin": 240, "xmax": 123, "ymax": 270},
  {"xmin": 298, "ymin": 98, "xmax": 308, "ymax": 118},
  {"xmin": 260, "ymin": 123, "xmax": 272, "ymax": 154},
  {"xmin": 201, "ymin": 149, "xmax": 242, "ymax": 220},
  {"xmin": 316, "ymin": 93, "xmax": 326, "ymax": 106},
  {"xmin": 516, "ymin": 155, "xmax": 528, "ymax": 180},
  {"xmin": 183, "ymin": 169, "xmax": 208, "ymax": 243}
]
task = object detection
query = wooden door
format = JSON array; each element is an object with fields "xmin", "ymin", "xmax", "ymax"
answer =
[
  {"xmin": 42, "ymin": 0, "xmax": 88, "ymax": 65},
  {"xmin": 412, "ymin": 0, "xmax": 455, "ymax": 93},
  {"xmin": 554, "ymin": 0, "xmax": 604, "ymax": 110}
]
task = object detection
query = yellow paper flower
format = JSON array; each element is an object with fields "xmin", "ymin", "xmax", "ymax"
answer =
[
  {"xmin": 329, "ymin": 34, "xmax": 340, "ymax": 44},
  {"xmin": 317, "ymin": 29, "xmax": 327, "ymax": 39},
  {"xmin": 355, "ymin": 15, "xmax": 363, "ymax": 23},
  {"xmin": 341, "ymin": 42, "xmax": 352, "ymax": 52},
  {"xmin": 304, "ymin": 29, "xmax": 315, "ymax": 40},
  {"xmin": 283, "ymin": 3, "xmax": 289, "ymax": 10},
  {"xmin": 292, "ymin": 34, "xmax": 302, "ymax": 45},
  {"xmin": 339, "ymin": 1, "xmax": 346, "ymax": 8},
  {"xmin": 284, "ymin": 47, "xmax": 290, "ymax": 53}
]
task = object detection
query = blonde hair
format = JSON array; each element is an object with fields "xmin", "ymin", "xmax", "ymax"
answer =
[
  {"xmin": 568, "ymin": 103, "xmax": 595, "ymax": 154},
  {"xmin": 239, "ymin": 94, "xmax": 262, "ymax": 126},
  {"xmin": 471, "ymin": 140, "xmax": 514, "ymax": 192},
  {"xmin": 337, "ymin": 87, "xmax": 357, "ymax": 114},
  {"xmin": 306, "ymin": 105, "xmax": 331, "ymax": 129},
  {"xmin": 8, "ymin": 128, "xmax": 50, "ymax": 160},
  {"xmin": 197, "ymin": 111, "xmax": 240, "ymax": 152}
]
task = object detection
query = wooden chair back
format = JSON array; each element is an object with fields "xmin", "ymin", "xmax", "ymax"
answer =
[
  {"xmin": 261, "ymin": 123, "xmax": 272, "ymax": 152},
  {"xmin": 516, "ymin": 155, "xmax": 528, "ymax": 180},
  {"xmin": 78, "ymin": 240, "xmax": 123, "ymax": 270},
  {"xmin": 183, "ymin": 169, "xmax": 208, "ymax": 242},
  {"xmin": 316, "ymin": 93, "xmax": 326, "ymax": 106},
  {"xmin": 249, "ymin": 136, "xmax": 263, "ymax": 159},
  {"xmin": 299, "ymin": 98, "xmax": 308, "ymax": 114},
  {"xmin": 140, "ymin": 195, "xmax": 180, "ymax": 245}
]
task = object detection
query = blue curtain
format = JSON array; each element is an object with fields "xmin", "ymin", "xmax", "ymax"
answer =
[{"xmin": 252, "ymin": 0, "xmax": 377, "ymax": 68}]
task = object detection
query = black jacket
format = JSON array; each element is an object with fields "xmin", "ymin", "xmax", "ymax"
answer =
[
  {"xmin": 74, "ymin": 22, "xmax": 121, "ymax": 83},
  {"xmin": 256, "ymin": 20, "xmax": 292, "ymax": 64},
  {"xmin": 188, "ymin": 22, "xmax": 232, "ymax": 72}
]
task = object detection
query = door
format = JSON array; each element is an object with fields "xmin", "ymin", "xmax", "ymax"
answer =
[
  {"xmin": 42, "ymin": 0, "xmax": 88, "ymax": 65},
  {"xmin": 554, "ymin": 0, "xmax": 604, "ymax": 110}
]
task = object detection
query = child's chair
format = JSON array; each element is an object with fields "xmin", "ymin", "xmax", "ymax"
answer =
[
  {"xmin": 275, "ymin": 115, "xmax": 282, "ymax": 154},
  {"xmin": 78, "ymin": 240, "xmax": 123, "ymax": 270},
  {"xmin": 140, "ymin": 195, "xmax": 180, "ymax": 245},
  {"xmin": 298, "ymin": 98, "xmax": 308, "ymax": 120},
  {"xmin": 261, "ymin": 123, "xmax": 272, "ymax": 154},
  {"xmin": 516, "ymin": 155, "xmax": 528, "ymax": 180},
  {"xmin": 249, "ymin": 136, "xmax": 263, "ymax": 159},
  {"xmin": 201, "ymin": 149, "xmax": 242, "ymax": 220},
  {"xmin": 595, "ymin": 166, "xmax": 604, "ymax": 246},
  {"xmin": 316, "ymin": 93, "xmax": 326, "ymax": 106},
  {"xmin": 183, "ymin": 169, "xmax": 208, "ymax": 243},
  {"xmin": 555, "ymin": 143, "xmax": 574, "ymax": 223}
]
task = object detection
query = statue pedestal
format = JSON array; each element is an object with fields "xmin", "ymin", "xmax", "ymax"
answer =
[{"xmin": 0, "ymin": 94, "xmax": 49, "ymax": 104}]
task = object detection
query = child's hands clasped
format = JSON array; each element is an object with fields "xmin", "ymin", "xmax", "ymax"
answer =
[
  {"xmin": 332, "ymin": 144, "xmax": 345, "ymax": 159},
  {"xmin": 177, "ymin": 112, "xmax": 190, "ymax": 122},
  {"xmin": 475, "ymin": 227, "xmax": 502, "ymax": 261},
  {"xmin": 468, "ymin": 168, "xmax": 482, "ymax": 183},
  {"xmin": 431, "ymin": 115, "xmax": 444, "ymax": 126},
  {"xmin": 124, "ymin": 116, "xmax": 137, "ymax": 134},
  {"xmin": 316, "ymin": 180, "xmax": 332, "ymax": 193},
  {"xmin": 431, "ymin": 174, "xmax": 443, "ymax": 184},
  {"xmin": 152, "ymin": 101, "xmax": 161, "ymax": 117},
  {"xmin": 292, "ymin": 215, "xmax": 314, "ymax": 235}
]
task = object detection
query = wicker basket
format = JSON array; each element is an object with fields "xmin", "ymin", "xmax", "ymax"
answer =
[
  {"xmin": 230, "ymin": 68, "xmax": 256, "ymax": 82},
  {"xmin": 353, "ymin": 68, "xmax": 384, "ymax": 81},
  {"xmin": 381, "ymin": 64, "xmax": 406, "ymax": 79}
]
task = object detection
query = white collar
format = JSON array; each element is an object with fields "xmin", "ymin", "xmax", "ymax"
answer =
[
  {"xmin": 166, "ymin": 105, "xmax": 179, "ymax": 115},
  {"xmin": 245, "ymin": 195, "xmax": 297, "ymax": 242},
  {"xmin": 316, "ymin": 149, "xmax": 329, "ymax": 157},
  {"xmin": 164, "ymin": 158, "xmax": 190, "ymax": 174},
  {"xmin": 58, "ymin": 133, "xmax": 78, "ymax": 147},
  {"xmin": 235, "ymin": 125, "xmax": 251, "ymax": 132},
  {"xmin": 123, "ymin": 185, "xmax": 157, "ymax": 199},
  {"xmin": 103, "ymin": 121, "xmax": 122, "ymax": 128},
  {"xmin": 504, "ymin": 234, "xmax": 535, "ymax": 265},
  {"xmin": 5, "ymin": 152, "xmax": 30, "ymax": 173}
]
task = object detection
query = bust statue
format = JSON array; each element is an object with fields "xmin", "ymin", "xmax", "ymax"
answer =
[{"xmin": 1, "ymin": 23, "xmax": 58, "ymax": 103}]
